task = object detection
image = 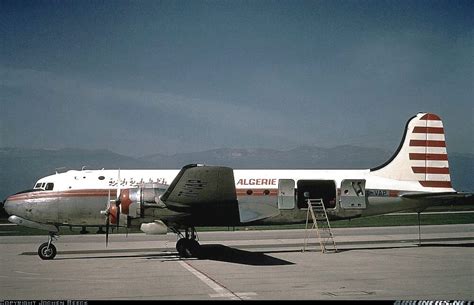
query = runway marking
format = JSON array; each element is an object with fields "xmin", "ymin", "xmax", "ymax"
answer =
[
  {"xmin": 14, "ymin": 271, "xmax": 40, "ymax": 276},
  {"xmin": 178, "ymin": 260, "xmax": 256, "ymax": 300},
  {"xmin": 210, "ymin": 292, "xmax": 257, "ymax": 300}
]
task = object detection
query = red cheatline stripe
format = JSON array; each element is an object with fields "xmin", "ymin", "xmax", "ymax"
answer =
[
  {"xmin": 389, "ymin": 190, "xmax": 399, "ymax": 197},
  {"xmin": 7, "ymin": 189, "xmax": 117, "ymax": 201},
  {"xmin": 420, "ymin": 113, "xmax": 441, "ymax": 121},
  {"xmin": 412, "ymin": 127, "xmax": 444, "ymax": 134},
  {"xmin": 412, "ymin": 167, "xmax": 450, "ymax": 174},
  {"xmin": 419, "ymin": 181, "xmax": 452, "ymax": 188},
  {"xmin": 236, "ymin": 189, "xmax": 278, "ymax": 196},
  {"xmin": 409, "ymin": 153, "xmax": 448, "ymax": 161},
  {"xmin": 409, "ymin": 140, "xmax": 446, "ymax": 147}
]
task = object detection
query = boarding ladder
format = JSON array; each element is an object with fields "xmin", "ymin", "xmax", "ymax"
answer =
[{"xmin": 303, "ymin": 199, "xmax": 337, "ymax": 253}]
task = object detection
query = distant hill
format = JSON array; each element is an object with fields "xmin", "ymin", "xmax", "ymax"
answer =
[
  {"xmin": 0, "ymin": 147, "xmax": 157, "ymax": 201},
  {"xmin": 0, "ymin": 146, "xmax": 472, "ymax": 201},
  {"xmin": 140, "ymin": 145, "xmax": 393, "ymax": 169}
]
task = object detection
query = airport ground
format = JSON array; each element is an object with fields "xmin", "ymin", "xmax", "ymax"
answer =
[{"xmin": 0, "ymin": 224, "xmax": 473, "ymax": 300}]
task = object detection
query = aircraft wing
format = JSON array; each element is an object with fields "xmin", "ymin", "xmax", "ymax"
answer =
[{"xmin": 161, "ymin": 164, "xmax": 237, "ymax": 214}]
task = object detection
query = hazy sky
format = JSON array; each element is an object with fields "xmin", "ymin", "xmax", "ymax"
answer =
[{"xmin": 1, "ymin": 0, "xmax": 473, "ymax": 157}]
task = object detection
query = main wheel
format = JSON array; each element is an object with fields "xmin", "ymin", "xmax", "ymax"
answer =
[
  {"xmin": 176, "ymin": 239, "xmax": 192, "ymax": 258},
  {"xmin": 188, "ymin": 239, "xmax": 202, "ymax": 258},
  {"xmin": 176, "ymin": 239, "xmax": 202, "ymax": 258},
  {"xmin": 38, "ymin": 242, "xmax": 57, "ymax": 260}
]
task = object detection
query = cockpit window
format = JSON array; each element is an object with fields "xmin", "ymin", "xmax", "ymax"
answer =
[{"xmin": 33, "ymin": 182, "xmax": 53, "ymax": 190}]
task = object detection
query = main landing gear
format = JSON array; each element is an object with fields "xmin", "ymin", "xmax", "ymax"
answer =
[
  {"xmin": 38, "ymin": 232, "xmax": 58, "ymax": 260},
  {"xmin": 173, "ymin": 227, "xmax": 201, "ymax": 258}
]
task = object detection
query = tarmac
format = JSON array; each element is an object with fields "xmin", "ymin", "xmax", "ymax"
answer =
[{"xmin": 1, "ymin": 224, "xmax": 473, "ymax": 300}]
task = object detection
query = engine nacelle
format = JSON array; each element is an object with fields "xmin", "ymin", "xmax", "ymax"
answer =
[{"xmin": 117, "ymin": 183, "xmax": 168, "ymax": 218}]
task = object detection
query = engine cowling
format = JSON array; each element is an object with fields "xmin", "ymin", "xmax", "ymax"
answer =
[{"xmin": 117, "ymin": 184, "xmax": 168, "ymax": 218}]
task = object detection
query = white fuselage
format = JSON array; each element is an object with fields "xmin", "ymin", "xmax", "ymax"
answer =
[{"xmin": 3, "ymin": 166, "xmax": 450, "ymax": 228}]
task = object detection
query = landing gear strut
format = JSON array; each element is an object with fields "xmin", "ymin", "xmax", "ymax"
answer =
[
  {"xmin": 38, "ymin": 232, "xmax": 58, "ymax": 260},
  {"xmin": 173, "ymin": 227, "xmax": 201, "ymax": 258}
]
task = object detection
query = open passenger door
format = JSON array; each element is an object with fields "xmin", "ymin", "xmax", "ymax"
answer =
[{"xmin": 339, "ymin": 179, "xmax": 367, "ymax": 209}]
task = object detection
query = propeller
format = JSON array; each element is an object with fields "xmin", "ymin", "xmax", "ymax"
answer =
[
  {"xmin": 101, "ymin": 169, "xmax": 121, "ymax": 247},
  {"xmin": 115, "ymin": 169, "xmax": 121, "ymax": 229},
  {"xmin": 100, "ymin": 189, "xmax": 112, "ymax": 247}
]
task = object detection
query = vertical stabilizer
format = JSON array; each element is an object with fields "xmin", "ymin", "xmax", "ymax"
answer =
[{"xmin": 371, "ymin": 113, "xmax": 454, "ymax": 190}]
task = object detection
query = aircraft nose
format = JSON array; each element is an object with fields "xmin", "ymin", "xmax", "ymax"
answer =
[
  {"xmin": 3, "ymin": 196, "xmax": 14, "ymax": 216},
  {"xmin": 3, "ymin": 194, "xmax": 23, "ymax": 217}
]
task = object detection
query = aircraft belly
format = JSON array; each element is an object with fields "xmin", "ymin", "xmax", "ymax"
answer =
[
  {"xmin": 237, "ymin": 195, "xmax": 280, "ymax": 223},
  {"xmin": 362, "ymin": 197, "xmax": 429, "ymax": 216}
]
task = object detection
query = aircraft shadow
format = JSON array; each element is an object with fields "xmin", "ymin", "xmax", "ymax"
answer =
[
  {"xmin": 194, "ymin": 244, "xmax": 294, "ymax": 266},
  {"xmin": 259, "ymin": 242, "xmax": 474, "ymax": 254},
  {"xmin": 344, "ymin": 242, "xmax": 474, "ymax": 252},
  {"xmin": 418, "ymin": 242, "xmax": 474, "ymax": 248},
  {"xmin": 47, "ymin": 243, "xmax": 472, "ymax": 262},
  {"xmin": 54, "ymin": 252, "xmax": 177, "ymax": 261},
  {"xmin": 53, "ymin": 245, "xmax": 294, "ymax": 266}
]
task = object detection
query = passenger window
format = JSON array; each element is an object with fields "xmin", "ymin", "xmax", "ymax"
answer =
[{"xmin": 45, "ymin": 183, "xmax": 54, "ymax": 191}]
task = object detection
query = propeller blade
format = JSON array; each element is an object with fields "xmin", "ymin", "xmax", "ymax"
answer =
[
  {"xmin": 105, "ymin": 214, "xmax": 110, "ymax": 247},
  {"xmin": 116, "ymin": 169, "xmax": 121, "ymax": 199},
  {"xmin": 105, "ymin": 189, "xmax": 111, "ymax": 247},
  {"xmin": 115, "ymin": 170, "xmax": 121, "ymax": 230},
  {"xmin": 116, "ymin": 203, "xmax": 120, "ymax": 229}
]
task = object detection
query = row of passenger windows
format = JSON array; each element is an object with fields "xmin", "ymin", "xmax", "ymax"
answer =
[{"xmin": 34, "ymin": 182, "xmax": 54, "ymax": 190}]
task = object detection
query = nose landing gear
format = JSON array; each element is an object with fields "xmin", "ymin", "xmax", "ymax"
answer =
[{"xmin": 38, "ymin": 232, "xmax": 58, "ymax": 260}]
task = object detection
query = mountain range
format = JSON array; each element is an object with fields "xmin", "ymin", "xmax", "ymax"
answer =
[{"xmin": 1, "ymin": 146, "xmax": 472, "ymax": 201}]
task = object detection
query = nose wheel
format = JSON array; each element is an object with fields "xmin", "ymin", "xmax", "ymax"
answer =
[{"xmin": 38, "ymin": 233, "xmax": 58, "ymax": 260}]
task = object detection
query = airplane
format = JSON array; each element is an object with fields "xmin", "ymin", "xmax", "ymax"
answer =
[{"xmin": 3, "ymin": 112, "xmax": 470, "ymax": 260}]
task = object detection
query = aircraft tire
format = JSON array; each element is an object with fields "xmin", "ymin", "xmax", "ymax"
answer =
[
  {"xmin": 188, "ymin": 239, "xmax": 201, "ymax": 258},
  {"xmin": 176, "ymin": 239, "xmax": 192, "ymax": 258},
  {"xmin": 38, "ymin": 242, "xmax": 57, "ymax": 260},
  {"xmin": 176, "ymin": 239, "xmax": 201, "ymax": 258}
]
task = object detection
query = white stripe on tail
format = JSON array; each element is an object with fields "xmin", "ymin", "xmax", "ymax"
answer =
[{"xmin": 371, "ymin": 113, "xmax": 453, "ymax": 190}]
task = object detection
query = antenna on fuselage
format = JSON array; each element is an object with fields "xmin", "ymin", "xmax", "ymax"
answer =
[{"xmin": 54, "ymin": 167, "xmax": 67, "ymax": 174}]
